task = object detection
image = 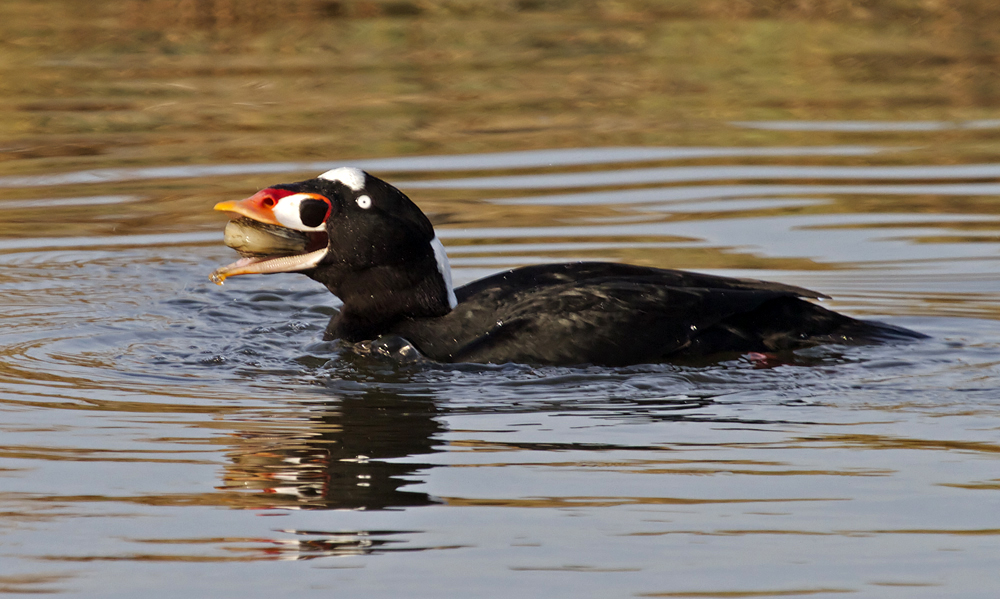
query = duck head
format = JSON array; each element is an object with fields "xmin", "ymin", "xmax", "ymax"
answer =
[{"xmin": 211, "ymin": 168, "xmax": 457, "ymax": 327}]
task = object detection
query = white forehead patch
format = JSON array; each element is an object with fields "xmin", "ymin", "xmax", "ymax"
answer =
[
  {"xmin": 356, "ymin": 195, "xmax": 372, "ymax": 209},
  {"xmin": 319, "ymin": 167, "xmax": 366, "ymax": 191}
]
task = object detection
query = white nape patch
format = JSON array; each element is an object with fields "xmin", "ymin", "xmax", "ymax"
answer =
[
  {"xmin": 430, "ymin": 236, "xmax": 457, "ymax": 310},
  {"xmin": 272, "ymin": 193, "xmax": 327, "ymax": 232},
  {"xmin": 319, "ymin": 167, "xmax": 366, "ymax": 191},
  {"xmin": 356, "ymin": 195, "xmax": 372, "ymax": 209}
]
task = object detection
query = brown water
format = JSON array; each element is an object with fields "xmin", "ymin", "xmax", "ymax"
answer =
[{"xmin": 3, "ymin": 2, "xmax": 1000, "ymax": 597}]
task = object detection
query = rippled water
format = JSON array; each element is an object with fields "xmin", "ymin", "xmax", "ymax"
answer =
[{"xmin": 5, "ymin": 2, "xmax": 1000, "ymax": 598}]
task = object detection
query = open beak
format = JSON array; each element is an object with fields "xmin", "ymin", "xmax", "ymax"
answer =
[{"xmin": 210, "ymin": 189, "xmax": 329, "ymax": 285}]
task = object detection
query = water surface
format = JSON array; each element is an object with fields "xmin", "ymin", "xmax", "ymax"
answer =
[{"xmin": 3, "ymin": 2, "xmax": 1000, "ymax": 598}]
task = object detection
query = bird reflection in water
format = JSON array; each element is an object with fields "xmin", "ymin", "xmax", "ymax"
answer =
[
  {"xmin": 216, "ymin": 384, "xmax": 446, "ymax": 558},
  {"xmin": 221, "ymin": 386, "xmax": 442, "ymax": 510}
]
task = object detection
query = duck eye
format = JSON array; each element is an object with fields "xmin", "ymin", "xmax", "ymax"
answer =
[
  {"xmin": 356, "ymin": 195, "xmax": 372, "ymax": 210},
  {"xmin": 299, "ymin": 198, "xmax": 330, "ymax": 228}
]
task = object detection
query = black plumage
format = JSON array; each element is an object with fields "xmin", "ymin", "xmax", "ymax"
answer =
[{"xmin": 344, "ymin": 262, "xmax": 921, "ymax": 365}]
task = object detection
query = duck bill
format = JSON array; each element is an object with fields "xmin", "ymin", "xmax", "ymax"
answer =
[
  {"xmin": 211, "ymin": 188, "xmax": 329, "ymax": 284},
  {"xmin": 213, "ymin": 189, "xmax": 285, "ymax": 225}
]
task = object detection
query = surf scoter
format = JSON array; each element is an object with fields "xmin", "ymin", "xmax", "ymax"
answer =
[{"xmin": 210, "ymin": 167, "xmax": 923, "ymax": 365}]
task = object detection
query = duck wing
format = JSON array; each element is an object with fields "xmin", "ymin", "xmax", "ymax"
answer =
[
  {"xmin": 397, "ymin": 262, "xmax": 817, "ymax": 364},
  {"xmin": 395, "ymin": 262, "xmax": 920, "ymax": 365},
  {"xmin": 446, "ymin": 278, "xmax": 809, "ymax": 364}
]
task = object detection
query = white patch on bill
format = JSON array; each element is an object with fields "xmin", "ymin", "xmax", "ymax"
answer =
[
  {"xmin": 272, "ymin": 193, "xmax": 327, "ymax": 231},
  {"xmin": 319, "ymin": 167, "xmax": 366, "ymax": 191},
  {"xmin": 430, "ymin": 236, "xmax": 457, "ymax": 309}
]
